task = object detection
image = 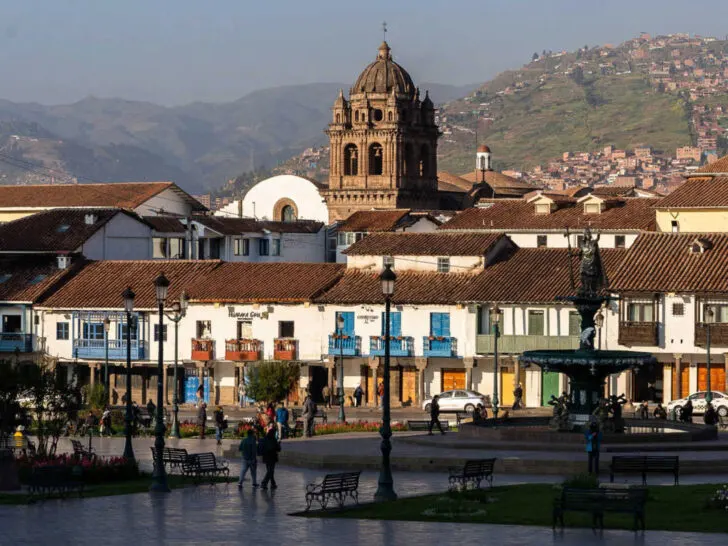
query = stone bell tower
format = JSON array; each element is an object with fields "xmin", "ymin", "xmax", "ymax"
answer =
[{"xmin": 322, "ymin": 41, "xmax": 441, "ymax": 222}]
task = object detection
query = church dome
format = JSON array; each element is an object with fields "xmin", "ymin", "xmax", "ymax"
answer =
[{"xmin": 352, "ymin": 42, "xmax": 416, "ymax": 99}]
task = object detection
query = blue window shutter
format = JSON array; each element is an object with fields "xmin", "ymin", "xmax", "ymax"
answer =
[
  {"xmin": 391, "ymin": 312, "xmax": 402, "ymax": 337},
  {"xmin": 430, "ymin": 313, "xmax": 439, "ymax": 336},
  {"xmin": 441, "ymin": 313, "xmax": 451, "ymax": 337},
  {"xmin": 339, "ymin": 312, "xmax": 354, "ymax": 335}
]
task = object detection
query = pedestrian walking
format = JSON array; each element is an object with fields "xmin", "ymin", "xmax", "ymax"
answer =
[
  {"xmin": 377, "ymin": 381, "xmax": 384, "ymax": 409},
  {"xmin": 512, "ymin": 383, "xmax": 523, "ymax": 410},
  {"xmin": 238, "ymin": 380, "xmax": 246, "ymax": 408},
  {"xmin": 275, "ymin": 403, "xmax": 289, "ymax": 440},
  {"xmin": 196, "ymin": 384, "xmax": 204, "ymax": 407},
  {"xmin": 260, "ymin": 428, "xmax": 281, "ymax": 490},
  {"xmin": 585, "ymin": 421, "xmax": 602, "ymax": 475},
  {"xmin": 427, "ymin": 395, "xmax": 446, "ymax": 435},
  {"xmin": 302, "ymin": 393, "xmax": 316, "ymax": 437},
  {"xmin": 100, "ymin": 406, "xmax": 113, "ymax": 437},
  {"xmin": 214, "ymin": 405, "xmax": 225, "ymax": 445},
  {"xmin": 704, "ymin": 404, "xmax": 719, "ymax": 426},
  {"xmin": 237, "ymin": 429, "xmax": 258, "ymax": 489},
  {"xmin": 198, "ymin": 402, "xmax": 207, "ymax": 439},
  {"xmin": 638, "ymin": 400, "xmax": 649, "ymax": 420},
  {"xmin": 353, "ymin": 384, "xmax": 363, "ymax": 408},
  {"xmin": 322, "ymin": 384, "xmax": 331, "ymax": 409}
]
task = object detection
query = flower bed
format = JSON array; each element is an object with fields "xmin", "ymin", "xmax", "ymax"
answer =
[
  {"xmin": 15, "ymin": 453, "xmax": 139, "ymax": 484},
  {"xmin": 312, "ymin": 421, "xmax": 408, "ymax": 436}
]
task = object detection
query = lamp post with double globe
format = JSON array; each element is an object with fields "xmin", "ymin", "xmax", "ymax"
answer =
[
  {"xmin": 337, "ymin": 313, "xmax": 346, "ymax": 423},
  {"xmin": 166, "ymin": 290, "xmax": 189, "ymax": 439},
  {"xmin": 121, "ymin": 287, "xmax": 136, "ymax": 462},
  {"xmin": 103, "ymin": 316, "xmax": 111, "ymax": 404},
  {"xmin": 150, "ymin": 273, "xmax": 171, "ymax": 493},
  {"xmin": 490, "ymin": 306, "xmax": 502, "ymax": 422}
]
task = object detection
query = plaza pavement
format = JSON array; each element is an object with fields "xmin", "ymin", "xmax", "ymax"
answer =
[{"xmin": 2, "ymin": 436, "xmax": 728, "ymax": 545}]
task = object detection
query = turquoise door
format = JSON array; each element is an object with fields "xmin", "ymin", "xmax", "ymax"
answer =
[
  {"xmin": 381, "ymin": 312, "xmax": 402, "ymax": 336},
  {"xmin": 542, "ymin": 372, "xmax": 560, "ymax": 406}
]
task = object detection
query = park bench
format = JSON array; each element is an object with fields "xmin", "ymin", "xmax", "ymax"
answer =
[
  {"xmin": 288, "ymin": 421, "xmax": 304, "ymax": 438},
  {"xmin": 70, "ymin": 439, "xmax": 96, "ymax": 461},
  {"xmin": 292, "ymin": 408, "xmax": 328, "ymax": 424},
  {"xmin": 407, "ymin": 419, "xmax": 450, "ymax": 431},
  {"xmin": 305, "ymin": 471, "xmax": 361, "ymax": 511},
  {"xmin": 448, "ymin": 458, "xmax": 496, "ymax": 490},
  {"xmin": 28, "ymin": 465, "xmax": 84, "ymax": 500},
  {"xmin": 610, "ymin": 455, "xmax": 680, "ymax": 485},
  {"xmin": 553, "ymin": 487, "xmax": 648, "ymax": 531},
  {"xmin": 151, "ymin": 447, "xmax": 191, "ymax": 473},
  {"xmin": 182, "ymin": 452, "xmax": 229, "ymax": 484}
]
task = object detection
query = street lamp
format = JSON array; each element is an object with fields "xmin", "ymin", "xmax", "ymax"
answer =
[
  {"xmin": 103, "ymin": 316, "xmax": 111, "ymax": 404},
  {"xmin": 706, "ymin": 306, "xmax": 715, "ymax": 405},
  {"xmin": 121, "ymin": 286, "xmax": 135, "ymax": 462},
  {"xmin": 594, "ymin": 308, "xmax": 604, "ymax": 350},
  {"xmin": 150, "ymin": 272, "xmax": 170, "ymax": 493},
  {"xmin": 375, "ymin": 264, "xmax": 397, "ymax": 502},
  {"xmin": 490, "ymin": 306, "xmax": 503, "ymax": 422},
  {"xmin": 337, "ymin": 313, "xmax": 346, "ymax": 423},
  {"xmin": 166, "ymin": 290, "xmax": 188, "ymax": 438}
]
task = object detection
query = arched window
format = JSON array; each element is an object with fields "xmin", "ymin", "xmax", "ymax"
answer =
[
  {"xmin": 404, "ymin": 143, "xmax": 416, "ymax": 177},
  {"xmin": 373, "ymin": 109, "xmax": 383, "ymax": 122},
  {"xmin": 281, "ymin": 205, "xmax": 296, "ymax": 222},
  {"xmin": 355, "ymin": 111, "xmax": 360, "ymax": 122},
  {"xmin": 336, "ymin": 113, "xmax": 341, "ymax": 123},
  {"xmin": 344, "ymin": 144, "xmax": 358, "ymax": 176},
  {"xmin": 419, "ymin": 145, "xmax": 430, "ymax": 177},
  {"xmin": 388, "ymin": 111, "xmax": 393, "ymax": 121},
  {"xmin": 369, "ymin": 143, "xmax": 383, "ymax": 175}
]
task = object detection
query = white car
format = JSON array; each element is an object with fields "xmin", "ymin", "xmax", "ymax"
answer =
[
  {"xmin": 422, "ymin": 390, "xmax": 487, "ymax": 414},
  {"xmin": 667, "ymin": 391, "xmax": 728, "ymax": 417}
]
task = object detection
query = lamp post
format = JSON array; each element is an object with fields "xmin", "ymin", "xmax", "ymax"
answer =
[
  {"xmin": 706, "ymin": 306, "xmax": 714, "ymax": 405},
  {"xmin": 121, "ymin": 287, "xmax": 136, "ymax": 462},
  {"xmin": 337, "ymin": 313, "xmax": 346, "ymax": 423},
  {"xmin": 375, "ymin": 264, "xmax": 397, "ymax": 502},
  {"xmin": 150, "ymin": 273, "xmax": 171, "ymax": 493},
  {"xmin": 490, "ymin": 306, "xmax": 502, "ymax": 422},
  {"xmin": 166, "ymin": 290, "xmax": 188, "ymax": 439},
  {"xmin": 103, "ymin": 316, "xmax": 111, "ymax": 404}
]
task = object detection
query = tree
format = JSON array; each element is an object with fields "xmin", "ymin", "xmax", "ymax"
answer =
[
  {"xmin": 245, "ymin": 362, "xmax": 300, "ymax": 405},
  {"xmin": 0, "ymin": 360, "xmax": 28, "ymax": 440}
]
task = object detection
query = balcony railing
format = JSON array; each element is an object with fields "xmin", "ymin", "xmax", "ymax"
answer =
[
  {"xmin": 423, "ymin": 336, "xmax": 457, "ymax": 357},
  {"xmin": 369, "ymin": 336, "xmax": 414, "ymax": 357},
  {"xmin": 0, "ymin": 333, "xmax": 33, "ymax": 353},
  {"xmin": 274, "ymin": 338, "xmax": 298, "ymax": 360},
  {"xmin": 225, "ymin": 339, "xmax": 263, "ymax": 361},
  {"xmin": 618, "ymin": 321, "xmax": 659, "ymax": 347},
  {"xmin": 74, "ymin": 339, "xmax": 147, "ymax": 360},
  {"xmin": 695, "ymin": 322, "xmax": 728, "ymax": 347},
  {"xmin": 328, "ymin": 334, "xmax": 361, "ymax": 356},
  {"xmin": 191, "ymin": 339, "xmax": 215, "ymax": 361},
  {"xmin": 476, "ymin": 334, "xmax": 580, "ymax": 354}
]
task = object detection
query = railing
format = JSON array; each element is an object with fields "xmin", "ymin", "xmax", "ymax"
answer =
[
  {"xmin": 369, "ymin": 336, "xmax": 414, "ymax": 357},
  {"xmin": 225, "ymin": 339, "xmax": 263, "ymax": 361},
  {"xmin": 618, "ymin": 321, "xmax": 659, "ymax": 347},
  {"xmin": 476, "ymin": 334, "xmax": 580, "ymax": 354},
  {"xmin": 695, "ymin": 322, "xmax": 728, "ymax": 347},
  {"xmin": 274, "ymin": 338, "xmax": 298, "ymax": 360},
  {"xmin": 74, "ymin": 339, "xmax": 147, "ymax": 360},
  {"xmin": 423, "ymin": 336, "xmax": 457, "ymax": 357},
  {"xmin": 191, "ymin": 339, "xmax": 215, "ymax": 361},
  {"xmin": 0, "ymin": 333, "xmax": 33, "ymax": 353},
  {"xmin": 328, "ymin": 334, "xmax": 361, "ymax": 356}
]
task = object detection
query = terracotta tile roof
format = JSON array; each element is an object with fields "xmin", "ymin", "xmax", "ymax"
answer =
[
  {"xmin": 439, "ymin": 199, "xmax": 658, "ymax": 231},
  {"xmin": 343, "ymin": 232, "xmax": 504, "ymax": 256},
  {"xmin": 695, "ymin": 154, "xmax": 728, "ymax": 174},
  {"xmin": 143, "ymin": 216, "xmax": 185, "ymax": 233},
  {"xmin": 437, "ymin": 172, "xmax": 473, "ymax": 193},
  {"xmin": 338, "ymin": 210, "xmax": 410, "ymax": 232},
  {"xmin": 460, "ymin": 170, "xmax": 537, "ymax": 190},
  {"xmin": 0, "ymin": 209, "xmax": 140, "ymax": 253},
  {"xmin": 0, "ymin": 257, "xmax": 80, "ymax": 303},
  {"xmin": 0, "ymin": 182, "xmax": 206, "ymax": 210},
  {"xmin": 610, "ymin": 233, "xmax": 728, "ymax": 293},
  {"xmin": 592, "ymin": 185, "xmax": 663, "ymax": 198},
  {"xmin": 655, "ymin": 176, "xmax": 728, "ymax": 208},
  {"xmin": 143, "ymin": 216, "xmax": 324, "ymax": 235}
]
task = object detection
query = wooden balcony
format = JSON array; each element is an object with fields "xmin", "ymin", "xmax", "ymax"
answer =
[
  {"xmin": 191, "ymin": 339, "xmax": 215, "ymax": 361},
  {"xmin": 695, "ymin": 322, "xmax": 728, "ymax": 347},
  {"xmin": 274, "ymin": 338, "xmax": 298, "ymax": 360},
  {"xmin": 618, "ymin": 322, "xmax": 658, "ymax": 347},
  {"xmin": 225, "ymin": 339, "xmax": 263, "ymax": 361}
]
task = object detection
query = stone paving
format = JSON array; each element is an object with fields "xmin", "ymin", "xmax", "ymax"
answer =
[{"xmin": 2, "ymin": 437, "xmax": 727, "ymax": 545}]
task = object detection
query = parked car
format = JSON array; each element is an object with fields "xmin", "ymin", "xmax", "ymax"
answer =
[
  {"xmin": 422, "ymin": 390, "xmax": 487, "ymax": 414},
  {"xmin": 667, "ymin": 391, "xmax": 728, "ymax": 417}
]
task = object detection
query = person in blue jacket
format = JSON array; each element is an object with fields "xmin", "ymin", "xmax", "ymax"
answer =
[{"xmin": 585, "ymin": 420, "xmax": 603, "ymax": 475}]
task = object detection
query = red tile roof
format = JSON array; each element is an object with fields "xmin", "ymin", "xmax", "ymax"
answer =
[
  {"xmin": 0, "ymin": 257, "xmax": 80, "ymax": 303},
  {"xmin": 610, "ymin": 233, "xmax": 728, "ymax": 293},
  {"xmin": 337, "ymin": 210, "xmax": 411, "ymax": 232},
  {"xmin": 460, "ymin": 170, "xmax": 537, "ymax": 191},
  {"xmin": 343, "ymin": 232, "xmax": 505, "ymax": 256},
  {"xmin": 439, "ymin": 199, "xmax": 658, "ymax": 231},
  {"xmin": 695, "ymin": 154, "xmax": 728, "ymax": 174},
  {"xmin": 654, "ymin": 176, "xmax": 728, "ymax": 208},
  {"xmin": 437, "ymin": 172, "xmax": 473, "ymax": 193},
  {"xmin": 143, "ymin": 216, "xmax": 324, "ymax": 235}
]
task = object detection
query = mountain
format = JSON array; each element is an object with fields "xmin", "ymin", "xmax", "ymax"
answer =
[{"xmin": 0, "ymin": 82, "xmax": 477, "ymax": 192}]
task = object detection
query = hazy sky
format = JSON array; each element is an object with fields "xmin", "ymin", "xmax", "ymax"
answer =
[{"xmin": 2, "ymin": 0, "xmax": 728, "ymax": 106}]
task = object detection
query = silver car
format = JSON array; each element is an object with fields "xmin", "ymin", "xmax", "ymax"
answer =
[{"xmin": 422, "ymin": 390, "xmax": 487, "ymax": 414}]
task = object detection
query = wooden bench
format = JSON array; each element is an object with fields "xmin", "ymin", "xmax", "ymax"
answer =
[
  {"xmin": 448, "ymin": 458, "xmax": 496, "ymax": 490},
  {"xmin": 292, "ymin": 409, "xmax": 328, "ymax": 424},
  {"xmin": 182, "ymin": 452, "xmax": 229, "ymax": 484},
  {"xmin": 70, "ymin": 439, "xmax": 96, "ymax": 461},
  {"xmin": 407, "ymin": 419, "xmax": 450, "ymax": 431},
  {"xmin": 151, "ymin": 447, "xmax": 190, "ymax": 473},
  {"xmin": 553, "ymin": 487, "xmax": 648, "ymax": 531},
  {"xmin": 305, "ymin": 471, "xmax": 361, "ymax": 511},
  {"xmin": 28, "ymin": 466, "xmax": 84, "ymax": 500},
  {"xmin": 610, "ymin": 455, "xmax": 680, "ymax": 485}
]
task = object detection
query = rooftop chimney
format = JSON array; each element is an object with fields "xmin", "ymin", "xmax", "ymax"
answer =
[
  {"xmin": 57, "ymin": 255, "xmax": 71, "ymax": 270},
  {"xmin": 84, "ymin": 213, "xmax": 97, "ymax": 225}
]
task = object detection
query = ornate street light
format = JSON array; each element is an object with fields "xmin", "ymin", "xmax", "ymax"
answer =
[
  {"xmin": 121, "ymin": 286, "xmax": 136, "ymax": 462},
  {"xmin": 489, "ymin": 306, "xmax": 503, "ymax": 422},
  {"xmin": 375, "ymin": 264, "xmax": 397, "ymax": 502},
  {"xmin": 337, "ymin": 313, "xmax": 346, "ymax": 423},
  {"xmin": 167, "ymin": 290, "xmax": 188, "ymax": 438},
  {"xmin": 103, "ymin": 316, "xmax": 111, "ymax": 404},
  {"xmin": 706, "ymin": 306, "xmax": 715, "ymax": 405},
  {"xmin": 150, "ymin": 272, "xmax": 171, "ymax": 493}
]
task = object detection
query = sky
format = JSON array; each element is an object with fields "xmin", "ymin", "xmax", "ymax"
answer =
[{"xmin": 2, "ymin": 0, "xmax": 728, "ymax": 106}]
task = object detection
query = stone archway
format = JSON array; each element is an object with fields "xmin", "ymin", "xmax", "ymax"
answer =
[{"xmin": 273, "ymin": 198, "xmax": 298, "ymax": 222}]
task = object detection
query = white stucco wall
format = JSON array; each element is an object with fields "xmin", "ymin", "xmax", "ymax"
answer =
[
  {"xmin": 346, "ymin": 255, "xmax": 483, "ymax": 272},
  {"xmin": 80, "ymin": 214, "xmax": 153, "ymax": 260},
  {"xmin": 135, "ymin": 188, "xmax": 196, "ymax": 217},
  {"xmin": 505, "ymin": 231, "xmax": 639, "ymax": 249}
]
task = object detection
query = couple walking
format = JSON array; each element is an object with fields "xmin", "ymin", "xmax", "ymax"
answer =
[{"xmin": 237, "ymin": 428, "xmax": 281, "ymax": 490}]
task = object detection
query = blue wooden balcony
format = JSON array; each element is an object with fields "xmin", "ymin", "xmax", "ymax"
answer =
[
  {"xmin": 423, "ymin": 336, "xmax": 457, "ymax": 357},
  {"xmin": 369, "ymin": 336, "xmax": 414, "ymax": 357},
  {"xmin": 0, "ymin": 333, "xmax": 33, "ymax": 352},
  {"xmin": 74, "ymin": 339, "xmax": 148, "ymax": 360},
  {"xmin": 328, "ymin": 334, "xmax": 361, "ymax": 356}
]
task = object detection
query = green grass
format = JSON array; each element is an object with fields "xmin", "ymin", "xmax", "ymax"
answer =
[
  {"xmin": 0, "ymin": 475, "xmax": 236, "ymax": 505},
  {"xmin": 310, "ymin": 483, "xmax": 728, "ymax": 534}
]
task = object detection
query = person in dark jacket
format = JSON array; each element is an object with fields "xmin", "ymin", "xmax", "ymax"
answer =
[
  {"xmin": 585, "ymin": 421, "xmax": 603, "ymax": 475},
  {"xmin": 512, "ymin": 384, "xmax": 524, "ymax": 410},
  {"xmin": 147, "ymin": 399, "xmax": 156, "ymax": 426},
  {"xmin": 353, "ymin": 384, "xmax": 363, "ymax": 407},
  {"xmin": 237, "ymin": 429, "xmax": 258, "ymax": 489},
  {"xmin": 198, "ymin": 402, "xmax": 207, "ymax": 439},
  {"xmin": 260, "ymin": 428, "xmax": 281, "ymax": 490},
  {"xmin": 428, "ymin": 395, "xmax": 446, "ymax": 435},
  {"xmin": 214, "ymin": 406, "xmax": 225, "ymax": 445}
]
